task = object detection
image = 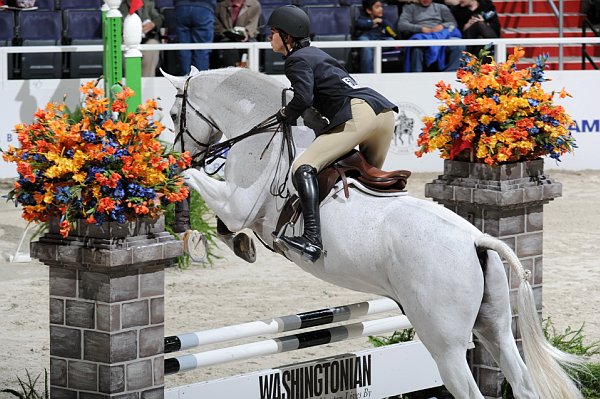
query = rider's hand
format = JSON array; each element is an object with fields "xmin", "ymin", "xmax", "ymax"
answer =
[{"xmin": 276, "ymin": 107, "xmax": 288, "ymax": 123}]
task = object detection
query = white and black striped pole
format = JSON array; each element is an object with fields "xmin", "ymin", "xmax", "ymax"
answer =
[
  {"xmin": 164, "ymin": 297, "xmax": 400, "ymax": 354},
  {"xmin": 165, "ymin": 315, "xmax": 411, "ymax": 375}
]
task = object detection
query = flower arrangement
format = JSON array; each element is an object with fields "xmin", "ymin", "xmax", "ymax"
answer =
[
  {"xmin": 416, "ymin": 48, "xmax": 576, "ymax": 166},
  {"xmin": 2, "ymin": 80, "xmax": 191, "ymax": 237}
]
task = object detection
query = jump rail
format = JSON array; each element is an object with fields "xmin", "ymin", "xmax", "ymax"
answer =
[
  {"xmin": 165, "ymin": 315, "xmax": 411, "ymax": 375},
  {"xmin": 164, "ymin": 297, "xmax": 399, "ymax": 354}
]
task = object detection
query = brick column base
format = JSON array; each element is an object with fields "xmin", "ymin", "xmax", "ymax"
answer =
[
  {"xmin": 425, "ymin": 159, "xmax": 561, "ymax": 398},
  {"xmin": 31, "ymin": 217, "xmax": 182, "ymax": 399}
]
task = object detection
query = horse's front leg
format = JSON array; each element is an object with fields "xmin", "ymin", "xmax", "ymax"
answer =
[{"xmin": 183, "ymin": 168, "xmax": 257, "ymax": 263}]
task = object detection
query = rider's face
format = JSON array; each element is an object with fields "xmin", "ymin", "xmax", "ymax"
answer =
[{"xmin": 269, "ymin": 29, "xmax": 287, "ymax": 55}]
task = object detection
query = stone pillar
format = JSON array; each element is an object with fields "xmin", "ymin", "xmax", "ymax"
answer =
[
  {"xmin": 424, "ymin": 159, "xmax": 561, "ymax": 398},
  {"xmin": 31, "ymin": 217, "xmax": 182, "ymax": 399}
]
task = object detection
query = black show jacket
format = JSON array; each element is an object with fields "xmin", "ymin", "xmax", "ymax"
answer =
[{"xmin": 283, "ymin": 46, "xmax": 397, "ymax": 135}]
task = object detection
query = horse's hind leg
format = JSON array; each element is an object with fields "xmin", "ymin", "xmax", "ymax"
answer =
[
  {"xmin": 405, "ymin": 295, "xmax": 484, "ymax": 397},
  {"xmin": 473, "ymin": 251, "xmax": 538, "ymax": 399},
  {"xmin": 429, "ymin": 348, "xmax": 484, "ymax": 399}
]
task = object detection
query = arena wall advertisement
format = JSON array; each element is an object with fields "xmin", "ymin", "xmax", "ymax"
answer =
[{"xmin": 0, "ymin": 70, "xmax": 597, "ymax": 178}]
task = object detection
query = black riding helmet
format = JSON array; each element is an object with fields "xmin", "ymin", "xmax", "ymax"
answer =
[{"xmin": 267, "ymin": 5, "xmax": 310, "ymax": 39}]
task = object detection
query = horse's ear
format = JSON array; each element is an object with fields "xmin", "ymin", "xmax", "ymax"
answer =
[
  {"xmin": 160, "ymin": 68, "xmax": 185, "ymax": 91},
  {"xmin": 189, "ymin": 66, "xmax": 201, "ymax": 76}
]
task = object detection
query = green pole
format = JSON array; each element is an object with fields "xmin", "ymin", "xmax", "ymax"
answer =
[
  {"xmin": 101, "ymin": 3, "xmax": 109, "ymax": 87},
  {"xmin": 123, "ymin": 13, "xmax": 143, "ymax": 112},
  {"xmin": 102, "ymin": 1, "xmax": 123, "ymax": 105},
  {"xmin": 125, "ymin": 57, "xmax": 143, "ymax": 112}
]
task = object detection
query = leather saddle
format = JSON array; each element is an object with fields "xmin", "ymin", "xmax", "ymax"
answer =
[
  {"xmin": 316, "ymin": 149, "xmax": 411, "ymax": 202},
  {"xmin": 274, "ymin": 150, "xmax": 411, "ymax": 238}
]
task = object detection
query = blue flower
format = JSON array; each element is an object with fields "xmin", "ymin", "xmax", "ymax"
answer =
[
  {"xmin": 94, "ymin": 213, "xmax": 106, "ymax": 226},
  {"xmin": 81, "ymin": 130, "xmax": 97, "ymax": 143},
  {"xmin": 529, "ymin": 126, "xmax": 540, "ymax": 135},
  {"xmin": 115, "ymin": 148, "xmax": 129, "ymax": 158},
  {"xmin": 85, "ymin": 166, "xmax": 105, "ymax": 183},
  {"xmin": 18, "ymin": 193, "xmax": 36, "ymax": 205},
  {"xmin": 142, "ymin": 187, "xmax": 157, "ymax": 199},
  {"xmin": 113, "ymin": 185, "xmax": 125, "ymax": 199},
  {"xmin": 54, "ymin": 186, "xmax": 71, "ymax": 204},
  {"xmin": 109, "ymin": 204, "xmax": 125, "ymax": 223},
  {"xmin": 528, "ymin": 98, "xmax": 540, "ymax": 107}
]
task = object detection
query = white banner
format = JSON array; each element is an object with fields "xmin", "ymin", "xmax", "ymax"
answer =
[
  {"xmin": 0, "ymin": 71, "xmax": 598, "ymax": 178},
  {"xmin": 165, "ymin": 341, "xmax": 442, "ymax": 399}
]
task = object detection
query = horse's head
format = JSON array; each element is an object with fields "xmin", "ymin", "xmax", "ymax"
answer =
[
  {"xmin": 162, "ymin": 67, "xmax": 224, "ymax": 160},
  {"xmin": 162, "ymin": 67, "xmax": 286, "ymax": 164}
]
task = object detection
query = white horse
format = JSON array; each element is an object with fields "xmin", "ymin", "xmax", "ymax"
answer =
[{"xmin": 162, "ymin": 67, "xmax": 585, "ymax": 399}]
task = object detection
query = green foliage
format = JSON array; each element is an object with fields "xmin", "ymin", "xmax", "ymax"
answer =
[
  {"xmin": 543, "ymin": 318, "xmax": 600, "ymax": 356},
  {"xmin": 368, "ymin": 328, "xmax": 416, "ymax": 347},
  {"xmin": 1, "ymin": 370, "xmax": 48, "ymax": 399},
  {"xmin": 164, "ymin": 191, "xmax": 219, "ymax": 268},
  {"xmin": 578, "ymin": 362, "xmax": 600, "ymax": 399},
  {"xmin": 502, "ymin": 319, "xmax": 600, "ymax": 398}
]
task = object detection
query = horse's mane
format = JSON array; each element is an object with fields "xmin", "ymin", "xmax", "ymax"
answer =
[{"xmin": 187, "ymin": 68, "xmax": 287, "ymax": 139}]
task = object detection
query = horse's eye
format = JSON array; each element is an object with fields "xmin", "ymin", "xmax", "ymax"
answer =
[{"xmin": 170, "ymin": 113, "xmax": 178, "ymax": 121}]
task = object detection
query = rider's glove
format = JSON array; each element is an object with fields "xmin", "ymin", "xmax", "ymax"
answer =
[{"xmin": 275, "ymin": 107, "xmax": 287, "ymax": 123}]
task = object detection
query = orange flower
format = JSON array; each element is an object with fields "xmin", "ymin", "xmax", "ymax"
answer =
[
  {"xmin": 3, "ymin": 80, "xmax": 191, "ymax": 236},
  {"xmin": 97, "ymin": 197, "xmax": 116, "ymax": 213},
  {"xmin": 416, "ymin": 47, "xmax": 575, "ymax": 166},
  {"xmin": 59, "ymin": 220, "xmax": 71, "ymax": 238}
]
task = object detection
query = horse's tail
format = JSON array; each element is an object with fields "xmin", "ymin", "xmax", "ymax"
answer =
[{"xmin": 476, "ymin": 234, "xmax": 586, "ymax": 399}]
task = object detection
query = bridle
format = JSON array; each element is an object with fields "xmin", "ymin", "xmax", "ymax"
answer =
[
  {"xmin": 173, "ymin": 76, "xmax": 221, "ymax": 169},
  {"xmin": 173, "ymin": 75, "xmax": 295, "ymax": 189}
]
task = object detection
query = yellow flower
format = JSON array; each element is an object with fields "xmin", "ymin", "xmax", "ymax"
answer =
[{"xmin": 73, "ymin": 172, "xmax": 86, "ymax": 183}]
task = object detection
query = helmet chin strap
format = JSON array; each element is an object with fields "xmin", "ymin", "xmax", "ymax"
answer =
[{"xmin": 279, "ymin": 31, "xmax": 291, "ymax": 56}]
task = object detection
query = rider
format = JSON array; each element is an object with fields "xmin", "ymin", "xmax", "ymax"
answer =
[{"xmin": 267, "ymin": 5, "xmax": 398, "ymax": 263}]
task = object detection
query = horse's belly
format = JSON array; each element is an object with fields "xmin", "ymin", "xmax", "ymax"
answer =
[{"xmin": 311, "ymin": 193, "xmax": 484, "ymax": 297}]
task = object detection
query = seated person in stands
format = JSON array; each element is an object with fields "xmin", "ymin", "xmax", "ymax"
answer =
[
  {"xmin": 450, "ymin": 0, "xmax": 500, "ymax": 58},
  {"xmin": 397, "ymin": 0, "xmax": 465, "ymax": 72},
  {"xmin": 4, "ymin": 0, "xmax": 36, "ymax": 8},
  {"xmin": 355, "ymin": 0, "xmax": 399, "ymax": 73},
  {"xmin": 213, "ymin": 0, "xmax": 261, "ymax": 67},
  {"xmin": 387, "ymin": 0, "xmax": 459, "ymax": 18},
  {"xmin": 119, "ymin": 0, "xmax": 164, "ymax": 77}
]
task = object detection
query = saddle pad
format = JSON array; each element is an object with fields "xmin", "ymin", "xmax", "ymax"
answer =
[{"xmin": 322, "ymin": 178, "xmax": 408, "ymax": 206}]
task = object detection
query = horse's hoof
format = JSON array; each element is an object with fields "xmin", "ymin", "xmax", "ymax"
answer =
[
  {"xmin": 233, "ymin": 233, "xmax": 256, "ymax": 263},
  {"xmin": 182, "ymin": 230, "xmax": 208, "ymax": 263}
]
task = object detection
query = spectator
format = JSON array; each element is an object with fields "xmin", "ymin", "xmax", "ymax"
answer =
[
  {"xmin": 174, "ymin": 0, "xmax": 217, "ymax": 74},
  {"xmin": 387, "ymin": 0, "xmax": 458, "ymax": 18},
  {"xmin": 451, "ymin": 0, "xmax": 500, "ymax": 58},
  {"xmin": 397, "ymin": 0, "xmax": 465, "ymax": 72},
  {"xmin": 213, "ymin": 0, "xmax": 261, "ymax": 67},
  {"xmin": 355, "ymin": 0, "xmax": 398, "ymax": 73},
  {"xmin": 5, "ymin": 0, "xmax": 36, "ymax": 7},
  {"xmin": 120, "ymin": 0, "xmax": 164, "ymax": 77}
]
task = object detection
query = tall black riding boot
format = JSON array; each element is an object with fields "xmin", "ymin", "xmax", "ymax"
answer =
[{"xmin": 279, "ymin": 164, "xmax": 323, "ymax": 263}]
